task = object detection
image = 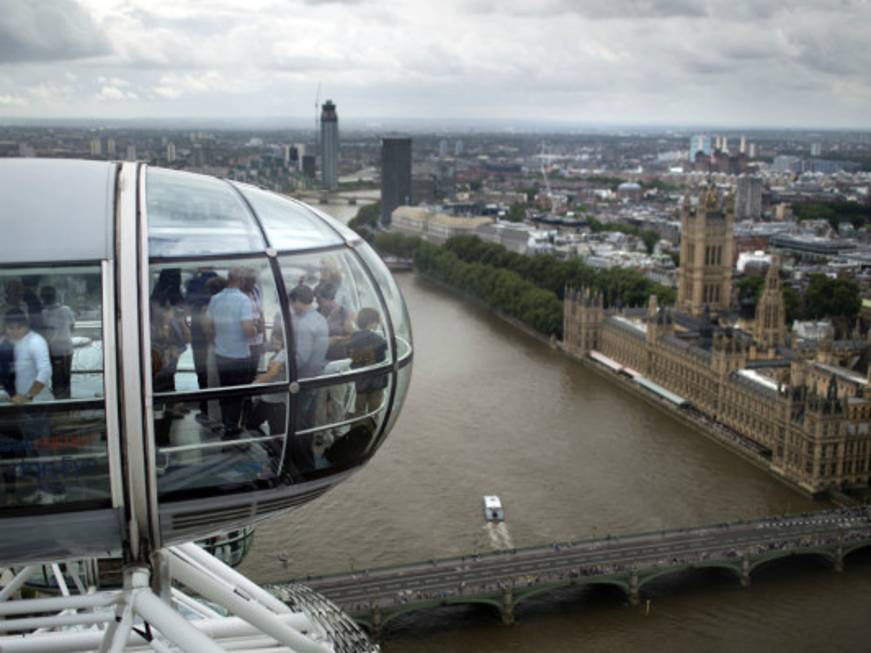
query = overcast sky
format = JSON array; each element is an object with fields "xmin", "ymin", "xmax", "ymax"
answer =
[{"xmin": 0, "ymin": 0, "xmax": 869, "ymax": 128}]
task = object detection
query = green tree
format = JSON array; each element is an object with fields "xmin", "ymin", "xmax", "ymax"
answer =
[
  {"xmin": 505, "ymin": 202, "xmax": 526, "ymax": 223},
  {"xmin": 792, "ymin": 201, "xmax": 871, "ymax": 231},
  {"xmin": 521, "ymin": 185, "xmax": 539, "ymax": 203},
  {"xmin": 583, "ymin": 175, "xmax": 625, "ymax": 191},
  {"xmin": 641, "ymin": 230, "xmax": 659, "ymax": 255},
  {"xmin": 348, "ymin": 202, "xmax": 381, "ymax": 233},
  {"xmin": 782, "ymin": 286, "xmax": 802, "ymax": 324},
  {"xmin": 737, "ymin": 275, "xmax": 765, "ymax": 301},
  {"xmin": 804, "ymin": 274, "xmax": 861, "ymax": 320},
  {"xmin": 642, "ymin": 179, "xmax": 681, "ymax": 193},
  {"xmin": 376, "ymin": 232, "xmax": 675, "ymax": 339}
]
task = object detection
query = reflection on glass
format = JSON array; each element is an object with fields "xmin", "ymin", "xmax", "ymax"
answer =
[
  {"xmin": 0, "ymin": 406, "xmax": 109, "ymax": 508},
  {"xmin": 235, "ymin": 184, "xmax": 343, "ymax": 251},
  {"xmin": 146, "ymin": 168, "xmax": 265, "ymax": 257},
  {"xmin": 349, "ymin": 309, "xmax": 389, "ymax": 410},
  {"xmin": 148, "ymin": 260, "xmax": 285, "ymax": 403},
  {"xmin": 308, "ymin": 205, "xmax": 363, "ymax": 244},
  {"xmin": 380, "ymin": 364, "xmax": 411, "ymax": 451},
  {"xmin": 354, "ymin": 242, "xmax": 413, "ymax": 360},
  {"xmin": 155, "ymin": 392, "xmax": 287, "ymax": 499},
  {"xmin": 292, "ymin": 375, "xmax": 390, "ymax": 475},
  {"xmin": 0, "ymin": 267, "xmax": 104, "ymax": 401},
  {"xmin": 280, "ymin": 249, "xmax": 392, "ymax": 380}
]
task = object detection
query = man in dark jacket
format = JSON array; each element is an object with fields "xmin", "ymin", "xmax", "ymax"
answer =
[{"xmin": 348, "ymin": 307, "xmax": 388, "ymax": 414}]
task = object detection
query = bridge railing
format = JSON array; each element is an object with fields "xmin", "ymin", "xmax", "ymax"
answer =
[{"xmin": 283, "ymin": 506, "xmax": 871, "ymax": 586}]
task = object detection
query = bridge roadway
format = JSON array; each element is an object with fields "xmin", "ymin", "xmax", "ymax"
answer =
[{"xmin": 266, "ymin": 507, "xmax": 871, "ymax": 635}]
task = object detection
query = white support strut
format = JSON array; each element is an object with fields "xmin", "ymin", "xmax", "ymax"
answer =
[
  {"xmin": 0, "ymin": 543, "xmax": 373, "ymax": 653},
  {"xmin": 0, "ymin": 566, "xmax": 37, "ymax": 604},
  {"xmin": 169, "ymin": 551, "xmax": 330, "ymax": 653}
]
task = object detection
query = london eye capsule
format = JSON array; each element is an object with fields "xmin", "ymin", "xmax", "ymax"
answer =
[{"xmin": 0, "ymin": 159, "xmax": 413, "ymax": 566}]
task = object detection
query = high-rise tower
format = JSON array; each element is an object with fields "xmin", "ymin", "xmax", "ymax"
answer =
[
  {"xmin": 689, "ymin": 134, "xmax": 712, "ymax": 159},
  {"xmin": 735, "ymin": 175, "xmax": 762, "ymax": 220},
  {"xmin": 320, "ymin": 100, "xmax": 339, "ymax": 191},
  {"xmin": 380, "ymin": 136, "xmax": 412, "ymax": 226},
  {"xmin": 677, "ymin": 186, "xmax": 735, "ymax": 318}
]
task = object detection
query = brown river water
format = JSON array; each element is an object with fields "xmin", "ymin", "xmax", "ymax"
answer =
[{"xmin": 237, "ymin": 202, "xmax": 871, "ymax": 651}]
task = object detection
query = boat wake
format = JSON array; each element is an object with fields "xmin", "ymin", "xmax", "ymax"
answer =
[{"xmin": 484, "ymin": 521, "xmax": 514, "ymax": 551}]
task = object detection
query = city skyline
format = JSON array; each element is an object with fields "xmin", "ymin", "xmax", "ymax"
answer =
[{"xmin": 1, "ymin": 0, "xmax": 870, "ymax": 129}]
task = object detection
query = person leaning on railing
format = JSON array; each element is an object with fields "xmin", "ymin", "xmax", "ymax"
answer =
[
  {"xmin": 348, "ymin": 307, "xmax": 388, "ymax": 415},
  {"xmin": 246, "ymin": 338, "xmax": 288, "ymax": 437}
]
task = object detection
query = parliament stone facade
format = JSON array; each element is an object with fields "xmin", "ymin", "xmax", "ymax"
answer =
[{"xmin": 564, "ymin": 187, "xmax": 871, "ymax": 495}]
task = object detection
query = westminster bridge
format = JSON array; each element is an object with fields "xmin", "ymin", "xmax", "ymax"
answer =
[{"xmin": 267, "ymin": 507, "xmax": 871, "ymax": 637}]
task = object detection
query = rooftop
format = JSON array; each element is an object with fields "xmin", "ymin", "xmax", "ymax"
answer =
[{"xmin": 814, "ymin": 362, "xmax": 867, "ymax": 386}]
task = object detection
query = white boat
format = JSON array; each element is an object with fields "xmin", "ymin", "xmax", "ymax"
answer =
[{"xmin": 483, "ymin": 495, "xmax": 504, "ymax": 521}]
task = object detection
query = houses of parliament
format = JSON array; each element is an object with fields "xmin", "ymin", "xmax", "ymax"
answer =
[{"xmin": 564, "ymin": 187, "xmax": 871, "ymax": 495}]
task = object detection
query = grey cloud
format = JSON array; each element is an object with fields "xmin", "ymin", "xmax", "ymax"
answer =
[
  {"xmin": 125, "ymin": 10, "xmax": 237, "ymax": 36},
  {"xmin": 682, "ymin": 59, "xmax": 733, "ymax": 75},
  {"xmin": 717, "ymin": 42, "xmax": 783, "ymax": 62},
  {"xmin": 561, "ymin": 0, "xmax": 707, "ymax": 19},
  {"xmin": 404, "ymin": 45, "xmax": 467, "ymax": 77},
  {"xmin": 468, "ymin": 0, "xmax": 869, "ymax": 21},
  {"xmin": 467, "ymin": 0, "xmax": 707, "ymax": 19},
  {"xmin": 786, "ymin": 30, "xmax": 870, "ymax": 76},
  {"xmin": 719, "ymin": 0, "xmax": 868, "ymax": 20},
  {"xmin": 0, "ymin": 0, "xmax": 111, "ymax": 64}
]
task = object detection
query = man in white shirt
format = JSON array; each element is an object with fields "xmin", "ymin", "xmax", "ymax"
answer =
[
  {"xmin": 4, "ymin": 308, "xmax": 53, "ymax": 405},
  {"xmin": 3, "ymin": 307, "xmax": 56, "ymax": 502}
]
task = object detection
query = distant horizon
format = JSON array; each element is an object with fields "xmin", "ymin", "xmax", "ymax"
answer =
[{"xmin": 3, "ymin": 115, "xmax": 870, "ymax": 135}]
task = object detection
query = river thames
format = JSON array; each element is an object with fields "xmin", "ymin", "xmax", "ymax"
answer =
[{"xmin": 238, "ymin": 202, "xmax": 871, "ymax": 651}]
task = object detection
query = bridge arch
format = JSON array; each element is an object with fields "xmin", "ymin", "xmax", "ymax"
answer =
[
  {"xmin": 376, "ymin": 597, "xmax": 505, "ymax": 632},
  {"xmin": 749, "ymin": 549, "xmax": 835, "ymax": 575},
  {"xmin": 637, "ymin": 563, "xmax": 742, "ymax": 591},
  {"xmin": 843, "ymin": 541, "xmax": 871, "ymax": 561},
  {"xmin": 511, "ymin": 578, "xmax": 630, "ymax": 611},
  {"xmin": 354, "ymin": 618, "xmax": 373, "ymax": 634}
]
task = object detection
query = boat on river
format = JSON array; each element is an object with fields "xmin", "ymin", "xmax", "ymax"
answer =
[
  {"xmin": 483, "ymin": 495, "xmax": 504, "ymax": 521},
  {"xmin": 382, "ymin": 255, "xmax": 414, "ymax": 271}
]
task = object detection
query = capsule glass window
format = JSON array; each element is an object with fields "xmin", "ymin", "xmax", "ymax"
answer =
[
  {"xmin": 0, "ymin": 265, "xmax": 109, "ymax": 510},
  {"xmin": 354, "ymin": 241, "xmax": 413, "ymax": 361},
  {"xmin": 146, "ymin": 168, "xmax": 265, "ymax": 257},
  {"xmin": 381, "ymin": 363, "xmax": 412, "ymax": 450},
  {"xmin": 291, "ymin": 374, "xmax": 391, "ymax": 478},
  {"xmin": 147, "ymin": 259, "xmax": 290, "ymax": 502},
  {"xmin": 155, "ymin": 390, "xmax": 288, "ymax": 501},
  {"xmin": 148, "ymin": 260, "xmax": 286, "ymax": 394},
  {"xmin": 234, "ymin": 184, "xmax": 343, "ymax": 251},
  {"xmin": 279, "ymin": 249, "xmax": 392, "ymax": 381}
]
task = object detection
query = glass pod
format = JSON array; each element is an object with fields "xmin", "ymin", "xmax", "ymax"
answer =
[{"xmin": 0, "ymin": 160, "xmax": 412, "ymax": 565}]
